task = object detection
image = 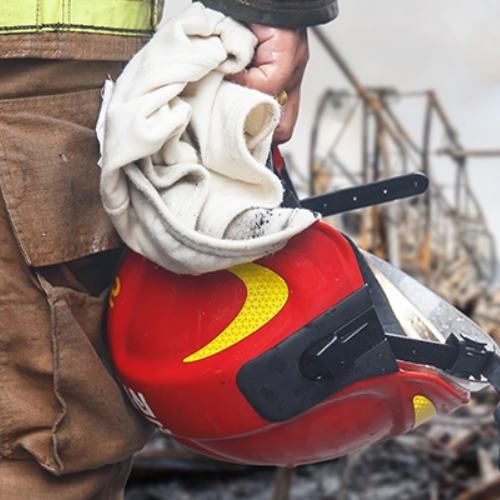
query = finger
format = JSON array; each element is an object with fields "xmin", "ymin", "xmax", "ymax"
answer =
[
  {"xmin": 228, "ymin": 26, "xmax": 308, "ymax": 98},
  {"xmin": 227, "ymin": 64, "xmax": 291, "ymax": 98},
  {"xmin": 226, "ymin": 52, "xmax": 294, "ymax": 97}
]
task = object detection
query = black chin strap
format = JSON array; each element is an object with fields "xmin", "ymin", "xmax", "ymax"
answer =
[
  {"xmin": 300, "ymin": 172, "xmax": 429, "ymax": 217},
  {"xmin": 387, "ymin": 333, "xmax": 496, "ymax": 381},
  {"xmin": 387, "ymin": 331, "xmax": 500, "ymax": 468}
]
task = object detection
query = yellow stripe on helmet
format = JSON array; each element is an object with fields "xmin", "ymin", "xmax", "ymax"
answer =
[{"xmin": 184, "ymin": 263, "xmax": 289, "ymax": 363}]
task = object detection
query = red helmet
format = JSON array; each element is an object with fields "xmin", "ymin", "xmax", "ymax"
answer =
[{"xmin": 107, "ymin": 220, "xmax": 500, "ymax": 467}]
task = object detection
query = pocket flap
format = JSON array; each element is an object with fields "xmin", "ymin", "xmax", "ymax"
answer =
[{"xmin": 0, "ymin": 89, "xmax": 121, "ymax": 266}]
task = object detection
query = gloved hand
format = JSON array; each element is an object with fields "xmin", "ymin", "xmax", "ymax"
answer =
[{"xmin": 227, "ymin": 24, "xmax": 309, "ymax": 145}]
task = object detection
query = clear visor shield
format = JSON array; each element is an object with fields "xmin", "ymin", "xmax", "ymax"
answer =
[{"xmin": 361, "ymin": 250, "xmax": 500, "ymax": 391}]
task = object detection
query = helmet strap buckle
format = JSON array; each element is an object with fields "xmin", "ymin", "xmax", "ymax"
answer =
[{"xmin": 446, "ymin": 334, "xmax": 493, "ymax": 381}]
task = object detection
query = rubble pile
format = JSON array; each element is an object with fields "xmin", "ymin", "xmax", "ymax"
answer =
[{"xmin": 125, "ymin": 387, "xmax": 500, "ymax": 500}]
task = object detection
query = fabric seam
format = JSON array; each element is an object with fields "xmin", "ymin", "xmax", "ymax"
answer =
[{"xmin": 0, "ymin": 24, "xmax": 154, "ymax": 36}]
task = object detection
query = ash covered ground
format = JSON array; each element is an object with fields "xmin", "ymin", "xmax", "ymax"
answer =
[{"xmin": 125, "ymin": 389, "xmax": 500, "ymax": 500}]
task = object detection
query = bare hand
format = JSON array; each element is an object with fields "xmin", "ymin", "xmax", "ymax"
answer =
[{"xmin": 227, "ymin": 24, "xmax": 309, "ymax": 145}]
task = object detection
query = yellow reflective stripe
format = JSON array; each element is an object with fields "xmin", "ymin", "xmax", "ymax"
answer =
[
  {"xmin": 1, "ymin": 1, "xmax": 38, "ymax": 30},
  {"xmin": 183, "ymin": 263, "xmax": 289, "ymax": 363},
  {"xmin": 412, "ymin": 395, "xmax": 437, "ymax": 428},
  {"xmin": 0, "ymin": 0, "xmax": 159, "ymax": 36}
]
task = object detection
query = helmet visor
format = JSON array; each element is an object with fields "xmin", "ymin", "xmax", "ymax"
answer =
[{"xmin": 361, "ymin": 250, "xmax": 498, "ymax": 391}]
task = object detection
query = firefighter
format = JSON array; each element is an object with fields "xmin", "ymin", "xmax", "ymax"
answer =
[{"xmin": 0, "ymin": 1, "xmax": 338, "ymax": 498}]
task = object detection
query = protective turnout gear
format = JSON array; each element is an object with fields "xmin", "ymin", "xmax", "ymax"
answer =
[
  {"xmin": 0, "ymin": 0, "xmax": 161, "ymax": 60},
  {"xmin": 0, "ymin": 0, "xmax": 160, "ymax": 36},
  {"xmin": 107, "ymin": 189, "xmax": 500, "ymax": 466}
]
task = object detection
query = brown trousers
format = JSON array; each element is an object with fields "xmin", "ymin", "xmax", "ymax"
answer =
[{"xmin": 0, "ymin": 60, "xmax": 153, "ymax": 499}]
